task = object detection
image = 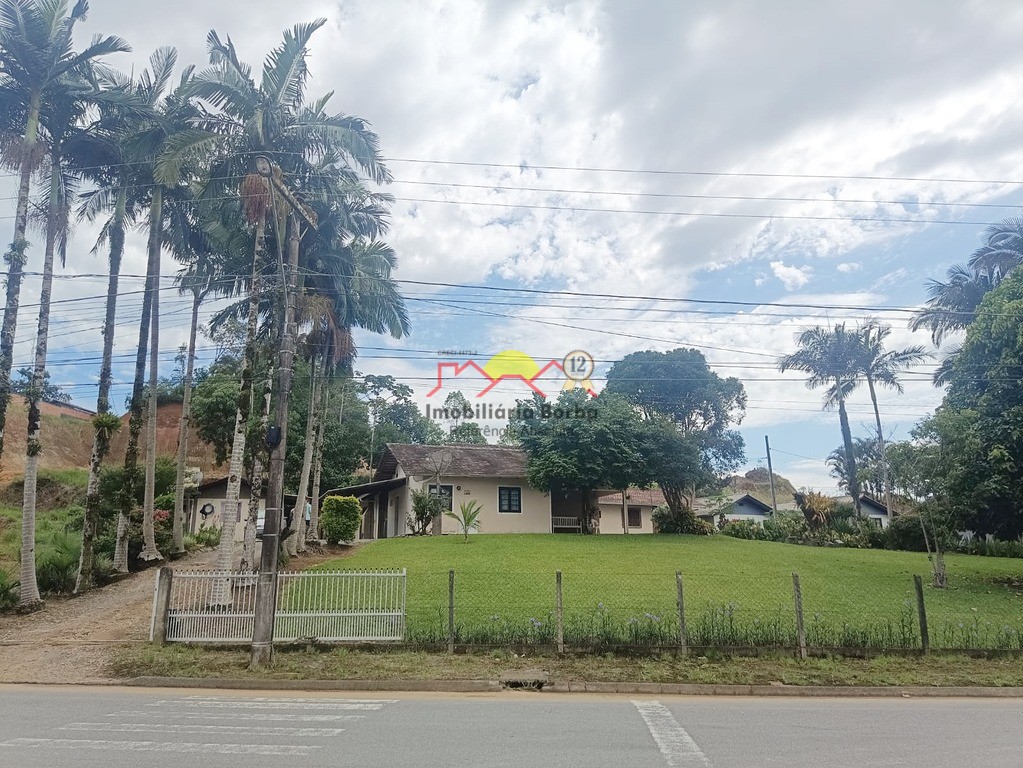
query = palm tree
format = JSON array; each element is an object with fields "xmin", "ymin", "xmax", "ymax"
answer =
[
  {"xmin": 911, "ymin": 218, "xmax": 1023, "ymax": 384},
  {"xmin": 855, "ymin": 320, "xmax": 929, "ymax": 517},
  {"xmin": 778, "ymin": 324, "xmax": 863, "ymax": 514},
  {"xmin": 0, "ymin": 0, "xmax": 128, "ymax": 471}
]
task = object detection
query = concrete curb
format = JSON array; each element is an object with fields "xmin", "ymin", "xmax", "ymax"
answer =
[{"xmin": 125, "ymin": 676, "xmax": 1023, "ymax": 698}]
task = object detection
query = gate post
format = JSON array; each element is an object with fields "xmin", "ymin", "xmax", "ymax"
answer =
[
  {"xmin": 448, "ymin": 570, "xmax": 455, "ymax": 654},
  {"xmin": 153, "ymin": 566, "xmax": 174, "ymax": 645}
]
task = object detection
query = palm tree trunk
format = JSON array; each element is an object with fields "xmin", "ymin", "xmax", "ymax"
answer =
[
  {"xmin": 241, "ymin": 357, "xmax": 272, "ymax": 571},
  {"xmin": 115, "ymin": 193, "xmax": 159, "ymax": 572},
  {"xmin": 76, "ymin": 187, "xmax": 125, "ymax": 593},
  {"xmin": 865, "ymin": 374, "xmax": 894, "ymax": 518},
  {"xmin": 18, "ymin": 142, "xmax": 59, "ymax": 610},
  {"xmin": 837, "ymin": 395, "xmax": 861, "ymax": 515},
  {"xmin": 171, "ymin": 286, "xmax": 202, "ymax": 555},
  {"xmin": 139, "ymin": 188, "xmax": 164, "ymax": 563},
  {"xmin": 308, "ymin": 383, "xmax": 330, "ymax": 543},
  {"xmin": 291, "ymin": 354, "xmax": 320, "ymax": 555},
  {"xmin": 212, "ymin": 219, "xmax": 265, "ymax": 593},
  {"xmin": 0, "ymin": 92, "xmax": 41, "ymax": 472}
]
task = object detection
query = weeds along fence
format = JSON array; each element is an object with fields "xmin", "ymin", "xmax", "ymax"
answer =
[{"xmin": 403, "ymin": 569, "xmax": 1023, "ymax": 653}]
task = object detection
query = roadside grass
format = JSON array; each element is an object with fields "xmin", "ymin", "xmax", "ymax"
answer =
[
  {"xmin": 0, "ymin": 470, "xmax": 88, "ymax": 575},
  {"xmin": 109, "ymin": 644, "xmax": 1023, "ymax": 687},
  {"xmin": 312, "ymin": 535, "xmax": 1023, "ymax": 649}
]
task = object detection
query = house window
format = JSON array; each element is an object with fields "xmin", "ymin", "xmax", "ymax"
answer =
[
  {"xmin": 427, "ymin": 484, "xmax": 453, "ymax": 512},
  {"xmin": 498, "ymin": 486, "xmax": 522, "ymax": 513},
  {"xmin": 627, "ymin": 506, "xmax": 642, "ymax": 528}
]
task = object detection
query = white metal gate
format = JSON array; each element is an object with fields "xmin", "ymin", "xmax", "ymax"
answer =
[{"xmin": 153, "ymin": 569, "xmax": 406, "ymax": 644}]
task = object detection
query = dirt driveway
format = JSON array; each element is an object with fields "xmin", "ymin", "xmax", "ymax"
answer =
[{"xmin": 0, "ymin": 543, "xmax": 351, "ymax": 684}]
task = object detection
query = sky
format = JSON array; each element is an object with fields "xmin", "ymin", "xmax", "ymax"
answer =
[{"xmin": 5, "ymin": 0, "xmax": 1023, "ymax": 493}]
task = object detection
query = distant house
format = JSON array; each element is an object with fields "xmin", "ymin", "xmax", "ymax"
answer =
[
  {"xmin": 596, "ymin": 488, "xmax": 664, "ymax": 534},
  {"xmin": 694, "ymin": 493, "xmax": 776, "ymax": 525},
  {"xmin": 189, "ymin": 476, "xmax": 268, "ymax": 542},
  {"xmin": 845, "ymin": 495, "xmax": 891, "ymax": 528}
]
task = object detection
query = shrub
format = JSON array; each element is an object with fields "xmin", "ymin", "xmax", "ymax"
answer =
[
  {"xmin": 320, "ymin": 495, "xmax": 362, "ymax": 544},
  {"xmin": 884, "ymin": 513, "xmax": 929, "ymax": 552},
  {"xmin": 720, "ymin": 519, "xmax": 771, "ymax": 541},
  {"xmin": 445, "ymin": 500, "xmax": 482, "ymax": 541},
  {"xmin": 0, "ymin": 568, "xmax": 18, "ymax": 611},
  {"xmin": 154, "ymin": 492, "xmax": 176, "ymax": 512},
  {"xmin": 652, "ymin": 504, "xmax": 715, "ymax": 535},
  {"xmin": 36, "ymin": 530, "xmax": 81, "ymax": 594},
  {"xmin": 793, "ymin": 490, "xmax": 833, "ymax": 530},
  {"xmin": 762, "ymin": 510, "xmax": 807, "ymax": 542},
  {"xmin": 185, "ymin": 526, "xmax": 221, "ymax": 550},
  {"xmin": 409, "ymin": 488, "xmax": 444, "ymax": 535}
]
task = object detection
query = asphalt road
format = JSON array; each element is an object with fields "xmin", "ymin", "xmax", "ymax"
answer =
[{"xmin": 0, "ymin": 685, "xmax": 1020, "ymax": 767}]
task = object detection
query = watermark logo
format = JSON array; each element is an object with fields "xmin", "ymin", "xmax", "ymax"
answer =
[{"xmin": 426, "ymin": 349, "xmax": 596, "ymax": 398}]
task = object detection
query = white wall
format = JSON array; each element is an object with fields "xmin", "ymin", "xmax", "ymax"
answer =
[{"xmin": 596, "ymin": 502, "xmax": 655, "ymax": 534}]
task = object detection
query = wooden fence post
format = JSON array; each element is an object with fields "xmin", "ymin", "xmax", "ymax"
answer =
[
  {"xmin": 152, "ymin": 566, "xmax": 174, "ymax": 646},
  {"xmin": 914, "ymin": 575, "xmax": 929, "ymax": 654},
  {"xmin": 555, "ymin": 570, "xmax": 565, "ymax": 654},
  {"xmin": 792, "ymin": 572, "xmax": 807, "ymax": 660},
  {"xmin": 675, "ymin": 571, "xmax": 688, "ymax": 656},
  {"xmin": 448, "ymin": 569, "xmax": 455, "ymax": 654}
]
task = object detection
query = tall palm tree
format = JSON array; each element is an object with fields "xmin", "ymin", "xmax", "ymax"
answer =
[
  {"xmin": 911, "ymin": 218, "xmax": 1023, "ymax": 384},
  {"xmin": 0, "ymin": 0, "xmax": 128, "ymax": 471},
  {"xmin": 855, "ymin": 320, "xmax": 929, "ymax": 516},
  {"xmin": 778, "ymin": 324, "xmax": 863, "ymax": 514}
]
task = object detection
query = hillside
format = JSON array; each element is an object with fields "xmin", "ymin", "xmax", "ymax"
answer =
[
  {"xmin": 726, "ymin": 468, "xmax": 798, "ymax": 506},
  {"xmin": 0, "ymin": 397, "xmax": 223, "ymax": 482}
]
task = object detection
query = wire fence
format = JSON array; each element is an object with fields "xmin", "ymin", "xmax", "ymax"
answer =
[{"xmin": 403, "ymin": 569, "xmax": 1023, "ymax": 653}]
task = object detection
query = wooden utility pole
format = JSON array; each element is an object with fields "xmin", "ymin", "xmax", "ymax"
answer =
[
  {"xmin": 765, "ymin": 435, "xmax": 779, "ymax": 516},
  {"xmin": 249, "ymin": 156, "xmax": 317, "ymax": 669}
]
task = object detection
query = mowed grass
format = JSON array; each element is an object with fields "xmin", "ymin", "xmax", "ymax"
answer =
[{"xmin": 315, "ymin": 535, "xmax": 1023, "ymax": 650}]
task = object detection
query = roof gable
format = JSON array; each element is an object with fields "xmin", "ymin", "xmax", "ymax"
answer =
[{"xmin": 375, "ymin": 443, "xmax": 528, "ymax": 480}]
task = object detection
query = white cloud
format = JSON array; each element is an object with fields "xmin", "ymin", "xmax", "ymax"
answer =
[
  {"xmin": 770, "ymin": 261, "xmax": 813, "ymax": 290},
  {"xmin": 837, "ymin": 262, "xmax": 861, "ymax": 273}
]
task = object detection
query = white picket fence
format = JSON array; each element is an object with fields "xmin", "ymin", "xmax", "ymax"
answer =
[{"xmin": 151, "ymin": 569, "xmax": 406, "ymax": 644}]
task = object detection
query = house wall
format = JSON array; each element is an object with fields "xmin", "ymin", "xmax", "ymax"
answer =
[
  {"xmin": 191, "ymin": 486, "xmax": 266, "ymax": 543},
  {"xmin": 596, "ymin": 502, "xmax": 656, "ymax": 534}
]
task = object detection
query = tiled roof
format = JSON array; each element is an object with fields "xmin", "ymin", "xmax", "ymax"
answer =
[
  {"xmin": 598, "ymin": 488, "xmax": 666, "ymax": 507},
  {"xmin": 375, "ymin": 443, "xmax": 528, "ymax": 480}
]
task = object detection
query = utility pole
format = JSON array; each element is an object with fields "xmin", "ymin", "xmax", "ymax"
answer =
[
  {"xmin": 765, "ymin": 435, "xmax": 778, "ymax": 517},
  {"xmin": 250, "ymin": 157, "xmax": 317, "ymax": 669}
]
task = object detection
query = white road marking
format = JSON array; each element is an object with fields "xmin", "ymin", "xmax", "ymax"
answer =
[
  {"xmin": 60, "ymin": 722, "xmax": 346, "ymax": 737},
  {"xmin": 109, "ymin": 710, "xmax": 365, "ymax": 722},
  {"xmin": 150, "ymin": 699, "xmax": 388, "ymax": 710},
  {"xmin": 185, "ymin": 695, "xmax": 397, "ymax": 704},
  {"xmin": 632, "ymin": 700, "xmax": 712, "ymax": 768},
  {"xmin": 0, "ymin": 738, "xmax": 320, "ymax": 755}
]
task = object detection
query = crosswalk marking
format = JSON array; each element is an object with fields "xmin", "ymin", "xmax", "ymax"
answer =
[
  {"xmin": 109, "ymin": 709, "xmax": 365, "ymax": 722},
  {"xmin": 149, "ymin": 698, "xmax": 389, "ymax": 710},
  {"xmin": 60, "ymin": 722, "xmax": 346, "ymax": 737},
  {"xmin": 0, "ymin": 738, "xmax": 320, "ymax": 755},
  {"xmin": 632, "ymin": 700, "xmax": 712, "ymax": 768}
]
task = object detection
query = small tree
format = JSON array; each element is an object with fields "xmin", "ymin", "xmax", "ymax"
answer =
[
  {"xmin": 793, "ymin": 490, "xmax": 832, "ymax": 531},
  {"xmin": 445, "ymin": 500, "xmax": 482, "ymax": 541},
  {"xmin": 409, "ymin": 488, "xmax": 444, "ymax": 535},
  {"xmin": 320, "ymin": 496, "xmax": 362, "ymax": 545}
]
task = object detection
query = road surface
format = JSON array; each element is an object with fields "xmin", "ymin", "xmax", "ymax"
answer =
[{"xmin": 0, "ymin": 685, "xmax": 1019, "ymax": 767}]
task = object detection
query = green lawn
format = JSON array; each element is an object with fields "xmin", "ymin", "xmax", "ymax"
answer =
[{"xmin": 315, "ymin": 535, "xmax": 1023, "ymax": 650}]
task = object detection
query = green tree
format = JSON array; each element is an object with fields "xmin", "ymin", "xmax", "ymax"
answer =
[
  {"xmin": 605, "ymin": 348, "xmax": 747, "ymax": 524},
  {"xmin": 511, "ymin": 390, "xmax": 652, "ymax": 532},
  {"xmin": 448, "ymin": 421, "xmax": 487, "ymax": 445},
  {"xmin": 778, "ymin": 324, "xmax": 863, "ymax": 514}
]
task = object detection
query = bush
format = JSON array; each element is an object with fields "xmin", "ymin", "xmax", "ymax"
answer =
[
  {"xmin": 36, "ymin": 530, "xmax": 80, "ymax": 594},
  {"xmin": 720, "ymin": 519, "xmax": 771, "ymax": 541},
  {"xmin": 884, "ymin": 513, "xmax": 929, "ymax": 552},
  {"xmin": 185, "ymin": 526, "xmax": 220, "ymax": 550},
  {"xmin": 652, "ymin": 504, "xmax": 715, "ymax": 535},
  {"xmin": 408, "ymin": 489, "xmax": 444, "ymax": 535},
  {"xmin": 762, "ymin": 510, "xmax": 807, "ymax": 542},
  {"xmin": 0, "ymin": 568, "xmax": 18, "ymax": 611},
  {"xmin": 320, "ymin": 495, "xmax": 362, "ymax": 544}
]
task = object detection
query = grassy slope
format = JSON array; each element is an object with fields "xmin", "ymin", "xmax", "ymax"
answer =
[
  {"xmin": 0, "ymin": 469, "xmax": 88, "ymax": 574},
  {"xmin": 318, "ymin": 535, "xmax": 1023, "ymax": 647}
]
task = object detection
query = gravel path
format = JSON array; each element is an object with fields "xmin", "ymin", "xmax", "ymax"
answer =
[{"xmin": 0, "ymin": 543, "xmax": 352, "ymax": 684}]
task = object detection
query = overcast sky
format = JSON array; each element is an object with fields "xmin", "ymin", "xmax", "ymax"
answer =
[{"xmin": 7, "ymin": 0, "xmax": 1023, "ymax": 492}]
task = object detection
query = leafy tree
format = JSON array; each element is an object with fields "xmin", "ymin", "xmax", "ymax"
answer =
[
  {"xmin": 12, "ymin": 367, "xmax": 70, "ymax": 404},
  {"xmin": 605, "ymin": 348, "xmax": 746, "ymax": 526},
  {"xmin": 319, "ymin": 495, "xmax": 361, "ymax": 544},
  {"xmin": 448, "ymin": 421, "xmax": 487, "ymax": 445},
  {"xmin": 408, "ymin": 488, "xmax": 444, "ymax": 536},
  {"xmin": 511, "ymin": 390, "xmax": 652, "ymax": 532},
  {"xmin": 827, "ymin": 437, "xmax": 883, "ymax": 499}
]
